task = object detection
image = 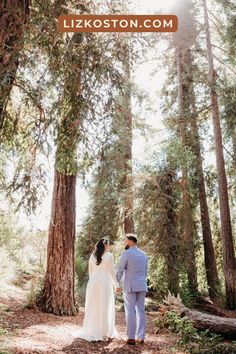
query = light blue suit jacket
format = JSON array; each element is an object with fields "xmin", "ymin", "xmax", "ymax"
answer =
[{"xmin": 116, "ymin": 247, "xmax": 148, "ymax": 293}]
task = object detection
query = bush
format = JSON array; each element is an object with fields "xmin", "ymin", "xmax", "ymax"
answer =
[
  {"xmin": 0, "ymin": 325, "xmax": 11, "ymax": 354},
  {"xmin": 0, "ymin": 209, "xmax": 47, "ymax": 286},
  {"xmin": 155, "ymin": 310, "xmax": 225, "ymax": 352},
  {"xmin": 25, "ymin": 275, "xmax": 45, "ymax": 309},
  {"xmin": 75, "ymin": 255, "xmax": 88, "ymax": 304},
  {"xmin": 190, "ymin": 343, "xmax": 236, "ymax": 354},
  {"xmin": 155, "ymin": 311, "xmax": 198, "ymax": 345},
  {"xmin": 75, "ymin": 255, "xmax": 87, "ymax": 281},
  {"xmin": 146, "ymin": 256, "xmax": 169, "ymax": 301}
]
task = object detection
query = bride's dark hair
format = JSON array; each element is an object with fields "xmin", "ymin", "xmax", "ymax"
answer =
[{"xmin": 94, "ymin": 238, "xmax": 108, "ymax": 265}]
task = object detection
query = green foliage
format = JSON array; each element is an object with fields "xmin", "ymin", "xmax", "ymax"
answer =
[
  {"xmin": 221, "ymin": 83, "xmax": 236, "ymax": 142},
  {"xmin": 159, "ymin": 311, "xmax": 198, "ymax": 345},
  {"xmin": 135, "ymin": 156, "xmax": 183, "ymax": 296},
  {"xmin": 0, "ymin": 328, "xmax": 7, "ymax": 336},
  {"xmin": 164, "ymin": 138, "xmax": 196, "ymax": 173},
  {"xmin": 215, "ymin": 0, "xmax": 236, "ymax": 65},
  {"xmin": 75, "ymin": 255, "xmax": 87, "ymax": 282},
  {"xmin": 77, "ymin": 168, "xmax": 123, "ymax": 259},
  {"xmin": 0, "ymin": 209, "xmax": 47, "ymax": 285},
  {"xmin": 0, "ymin": 208, "xmax": 46, "ymax": 308},
  {"xmin": 155, "ymin": 310, "xmax": 223, "ymax": 351},
  {"xmin": 3, "ymin": 0, "xmax": 132, "ymax": 212},
  {"xmin": 25, "ymin": 275, "xmax": 45, "ymax": 309},
  {"xmin": 178, "ymin": 272, "xmax": 199, "ymax": 307},
  {"xmin": 0, "ymin": 304, "xmax": 10, "ymax": 313},
  {"xmin": 220, "ymin": 82, "xmax": 236, "ymax": 196},
  {"xmin": 147, "ymin": 257, "xmax": 168, "ymax": 301},
  {"xmin": 190, "ymin": 343, "xmax": 236, "ymax": 354},
  {"xmin": 0, "ymin": 324, "xmax": 10, "ymax": 354},
  {"xmin": 75, "ymin": 255, "xmax": 88, "ymax": 303},
  {"xmin": 77, "ymin": 91, "xmax": 135, "ymax": 258}
]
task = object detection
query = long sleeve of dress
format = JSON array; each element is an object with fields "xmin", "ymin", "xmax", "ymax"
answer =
[
  {"xmin": 116, "ymin": 251, "xmax": 128, "ymax": 285},
  {"xmin": 88, "ymin": 254, "xmax": 94, "ymax": 278},
  {"xmin": 107, "ymin": 253, "xmax": 119, "ymax": 288}
]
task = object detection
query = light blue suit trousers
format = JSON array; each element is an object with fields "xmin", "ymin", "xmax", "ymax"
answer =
[{"xmin": 116, "ymin": 247, "xmax": 148, "ymax": 340}]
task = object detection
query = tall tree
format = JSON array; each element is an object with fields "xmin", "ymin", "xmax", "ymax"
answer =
[
  {"xmin": 174, "ymin": 0, "xmax": 198, "ymax": 295},
  {"xmin": 136, "ymin": 160, "xmax": 181, "ymax": 297},
  {"xmin": 40, "ymin": 33, "xmax": 82, "ymax": 315},
  {"xmin": 0, "ymin": 0, "xmax": 30, "ymax": 133},
  {"xmin": 182, "ymin": 47, "xmax": 221, "ymax": 300},
  {"xmin": 163, "ymin": 170, "xmax": 180, "ymax": 295},
  {"xmin": 176, "ymin": 48, "xmax": 198, "ymax": 294},
  {"xmin": 39, "ymin": 0, "xmax": 127, "ymax": 313},
  {"xmin": 77, "ymin": 142, "xmax": 124, "ymax": 260},
  {"xmin": 120, "ymin": 37, "xmax": 135, "ymax": 234},
  {"xmin": 77, "ymin": 33, "xmax": 136, "ymax": 250},
  {"xmin": 203, "ymin": 0, "xmax": 236, "ymax": 309}
]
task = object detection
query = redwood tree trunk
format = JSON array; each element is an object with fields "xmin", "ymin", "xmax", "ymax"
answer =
[
  {"xmin": 0, "ymin": 0, "xmax": 30, "ymax": 130},
  {"xmin": 184, "ymin": 49, "xmax": 220, "ymax": 300},
  {"xmin": 203, "ymin": 0, "xmax": 236, "ymax": 309},
  {"xmin": 163, "ymin": 294, "xmax": 236, "ymax": 337},
  {"xmin": 191, "ymin": 106, "xmax": 221, "ymax": 300},
  {"xmin": 122, "ymin": 39, "xmax": 134, "ymax": 234},
  {"xmin": 40, "ymin": 170, "xmax": 77, "ymax": 316}
]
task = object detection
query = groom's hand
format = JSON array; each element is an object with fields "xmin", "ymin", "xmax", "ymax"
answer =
[{"xmin": 116, "ymin": 287, "xmax": 122, "ymax": 294}]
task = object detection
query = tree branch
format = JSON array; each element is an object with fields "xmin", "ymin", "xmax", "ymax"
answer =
[
  {"xmin": 213, "ymin": 54, "xmax": 236, "ymax": 76},
  {"xmin": 223, "ymin": 145, "xmax": 236, "ymax": 161},
  {"xmin": 212, "ymin": 44, "xmax": 228, "ymax": 54}
]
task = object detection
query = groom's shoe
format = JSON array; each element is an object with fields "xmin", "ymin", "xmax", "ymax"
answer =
[
  {"xmin": 126, "ymin": 339, "xmax": 136, "ymax": 345},
  {"xmin": 136, "ymin": 339, "xmax": 145, "ymax": 344}
]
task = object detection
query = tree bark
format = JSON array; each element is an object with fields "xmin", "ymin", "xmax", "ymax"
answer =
[
  {"xmin": 161, "ymin": 293, "xmax": 236, "ymax": 336},
  {"xmin": 121, "ymin": 39, "xmax": 134, "ymax": 234},
  {"xmin": 203, "ymin": 0, "xmax": 236, "ymax": 309},
  {"xmin": 195, "ymin": 295, "xmax": 236, "ymax": 318},
  {"xmin": 0, "ymin": 0, "xmax": 30, "ymax": 130},
  {"xmin": 180, "ymin": 305, "xmax": 236, "ymax": 336},
  {"xmin": 40, "ymin": 170, "xmax": 77, "ymax": 316},
  {"xmin": 191, "ymin": 108, "xmax": 221, "ymax": 300}
]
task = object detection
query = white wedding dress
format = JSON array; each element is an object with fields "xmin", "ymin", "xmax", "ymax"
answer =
[{"xmin": 77, "ymin": 251, "xmax": 119, "ymax": 341}]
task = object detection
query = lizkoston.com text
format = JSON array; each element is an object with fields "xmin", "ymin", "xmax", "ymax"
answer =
[
  {"xmin": 64, "ymin": 18, "xmax": 173, "ymax": 29},
  {"xmin": 58, "ymin": 15, "xmax": 178, "ymax": 32}
]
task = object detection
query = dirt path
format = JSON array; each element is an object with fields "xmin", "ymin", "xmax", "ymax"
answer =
[{"xmin": 0, "ymin": 287, "xmax": 186, "ymax": 354}]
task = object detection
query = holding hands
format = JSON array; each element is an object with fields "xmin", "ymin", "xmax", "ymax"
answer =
[{"xmin": 115, "ymin": 287, "xmax": 122, "ymax": 294}]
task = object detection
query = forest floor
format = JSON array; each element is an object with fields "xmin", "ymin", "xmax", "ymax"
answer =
[{"xmin": 0, "ymin": 280, "xmax": 186, "ymax": 354}]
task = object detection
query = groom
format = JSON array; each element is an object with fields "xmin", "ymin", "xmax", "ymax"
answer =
[{"xmin": 116, "ymin": 234, "xmax": 148, "ymax": 345}]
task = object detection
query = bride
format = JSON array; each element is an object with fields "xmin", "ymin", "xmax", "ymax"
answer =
[{"xmin": 77, "ymin": 238, "xmax": 119, "ymax": 341}]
